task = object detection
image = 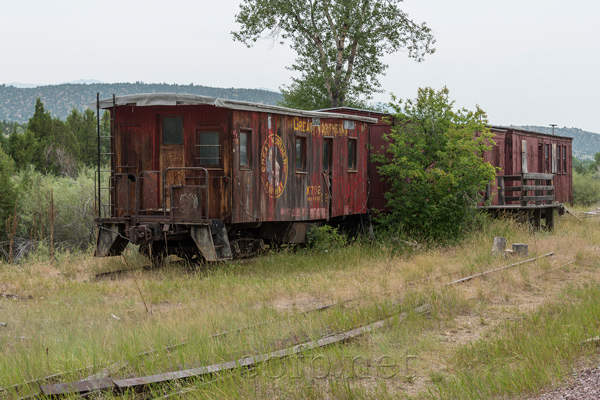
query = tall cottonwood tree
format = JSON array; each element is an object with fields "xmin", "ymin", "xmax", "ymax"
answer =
[{"xmin": 233, "ymin": 0, "xmax": 435, "ymax": 110}]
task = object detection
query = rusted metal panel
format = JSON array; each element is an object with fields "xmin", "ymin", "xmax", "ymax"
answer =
[{"xmin": 111, "ymin": 104, "xmax": 232, "ymax": 220}]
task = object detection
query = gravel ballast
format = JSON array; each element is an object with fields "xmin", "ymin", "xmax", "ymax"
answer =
[{"xmin": 530, "ymin": 366, "xmax": 600, "ymax": 400}]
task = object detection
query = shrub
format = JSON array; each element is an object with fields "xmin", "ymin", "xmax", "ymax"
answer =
[
  {"xmin": 307, "ymin": 225, "xmax": 348, "ymax": 251},
  {"xmin": 374, "ymin": 87, "xmax": 496, "ymax": 243},
  {"xmin": 13, "ymin": 166, "xmax": 96, "ymax": 251},
  {"xmin": 573, "ymin": 171, "xmax": 600, "ymax": 205}
]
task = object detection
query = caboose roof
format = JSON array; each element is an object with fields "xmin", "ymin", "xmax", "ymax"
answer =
[
  {"xmin": 93, "ymin": 93, "xmax": 378, "ymax": 124},
  {"xmin": 490, "ymin": 125, "xmax": 573, "ymax": 141}
]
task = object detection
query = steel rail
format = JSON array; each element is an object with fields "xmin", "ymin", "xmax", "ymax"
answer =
[
  {"xmin": 39, "ymin": 304, "xmax": 430, "ymax": 397},
  {"xmin": 445, "ymin": 252, "xmax": 555, "ymax": 286}
]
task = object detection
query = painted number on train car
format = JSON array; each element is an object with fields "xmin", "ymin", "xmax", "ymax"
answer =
[
  {"xmin": 306, "ymin": 185, "xmax": 322, "ymax": 202},
  {"xmin": 260, "ymin": 134, "xmax": 289, "ymax": 198}
]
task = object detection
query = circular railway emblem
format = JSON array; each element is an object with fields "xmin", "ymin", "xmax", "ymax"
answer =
[{"xmin": 260, "ymin": 134, "xmax": 288, "ymax": 198}]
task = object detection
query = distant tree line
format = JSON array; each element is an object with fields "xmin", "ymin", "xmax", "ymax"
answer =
[
  {"xmin": 0, "ymin": 98, "xmax": 109, "ymax": 250},
  {"xmin": 0, "ymin": 98, "xmax": 109, "ymax": 177}
]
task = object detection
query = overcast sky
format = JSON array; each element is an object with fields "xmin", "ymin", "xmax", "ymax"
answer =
[{"xmin": 1, "ymin": 0, "xmax": 598, "ymax": 132}]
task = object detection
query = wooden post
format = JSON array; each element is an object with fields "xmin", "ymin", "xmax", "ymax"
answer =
[
  {"xmin": 547, "ymin": 178, "xmax": 554, "ymax": 204},
  {"xmin": 498, "ymin": 176, "xmax": 505, "ymax": 205},
  {"xmin": 546, "ymin": 208, "xmax": 555, "ymax": 231},
  {"xmin": 512, "ymin": 243, "xmax": 529, "ymax": 257},
  {"xmin": 491, "ymin": 237, "xmax": 506, "ymax": 257},
  {"xmin": 535, "ymin": 179, "xmax": 542, "ymax": 206},
  {"xmin": 520, "ymin": 174, "xmax": 527, "ymax": 207},
  {"xmin": 6, "ymin": 199, "xmax": 18, "ymax": 264},
  {"xmin": 533, "ymin": 208, "xmax": 541, "ymax": 230},
  {"xmin": 49, "ymin": 189, "xmax": 55, "ymax": 263}
]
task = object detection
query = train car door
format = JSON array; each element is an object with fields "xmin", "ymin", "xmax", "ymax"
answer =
[
  {"xmin": 159, "ymin": 115, "xmax": 185, "ymax": 210},
  {"xmin": 323, "ymin": 137, "xmax": 333, "ymax": 218}
]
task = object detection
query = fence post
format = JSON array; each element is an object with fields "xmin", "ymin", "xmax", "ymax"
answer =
[{"xmin": 6, "ymin": 199, "xmax": 18, "ymax": 264}]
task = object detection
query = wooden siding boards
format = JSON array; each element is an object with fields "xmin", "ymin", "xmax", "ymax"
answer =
[
  {"xmin": 485, "ymin": 126, "xmax": 573, "ymax": 205},
  {"xmin": 111, "ymin": 103, "xmax": 370, "ymax": 227},
  {"xmin": 113, "ymin": 104, "xmax": 232, "ymax": 220},
  {"xmin": 315, "ymin": 107, "xmax": 393, "ymax": 212}
]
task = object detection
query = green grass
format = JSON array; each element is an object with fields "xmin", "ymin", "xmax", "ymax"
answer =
[
  {"xmin": 0, "ymin": 215, "xmax": 599, "ymax": 399},
  {"xmin": 431, "ymin": 283, "xmax": 600, "ymax": 400}
]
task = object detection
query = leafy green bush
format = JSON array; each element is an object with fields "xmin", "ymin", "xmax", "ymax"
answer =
[
  {"xmin": 306, "ymin": 225, "xmax": 348, "ymax": 251},
  {"xmin": 573, "ymin": 170, "xmax": 600, "ymax": 205},
  {"xmin": 13, "ymin": 166, "xmax": 97, "ymax": 250},
  {"xmin": 374, "ymin": 87, "xmax": 496, "ymax": 243}
]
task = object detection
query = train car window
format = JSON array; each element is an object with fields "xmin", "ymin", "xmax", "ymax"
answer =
[
  {"xmin": 295, "ymin": 136, "xmax": 306, "ymax": 172},
  {"xmin": 544, "ymin": 144, "xmax": 550, "ymax": 173},
  {"xmin": 312, "ymin": 118, "xmax": 321, "ymax": 126},
  {"xmin": 557, "ymin": 145, "xmax": 562, "ymax": 174},
  {"xmin": 240, "ymin": 130, "xmax": 251, "ymax": 168},
  {"xmin": 197, "ymin": 131, "xmax": 221, "ymax": 166},
  {"xmin": 323, "ymin": 138, "xmax": 332, "ymax": 171},
  {"xmin": 563, "ymin": 146, "xmax": 567, "ymax": 174},
  {"xmin": 344, "ymin": 120, "xmax": 355, "ymax": 130},
  {"xmin": 348, "ymin": 138, "xmax": 357, "ymax": 171},
  {"xmin": 163, "ymin": 117, "xmax": 183, "ymax": 145}
]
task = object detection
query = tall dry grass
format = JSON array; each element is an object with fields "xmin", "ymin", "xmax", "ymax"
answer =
[{"xmin": 0, "ymin": 212, "xmax": 598, "ymax": 399}]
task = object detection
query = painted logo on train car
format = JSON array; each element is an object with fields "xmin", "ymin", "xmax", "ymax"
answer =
[{"xmin": 260, "ymin": 134, "xmax": 288, "ymax": 198}]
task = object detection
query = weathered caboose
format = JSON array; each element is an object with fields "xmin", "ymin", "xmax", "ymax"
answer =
[
  {"xmin": 94, "ymin": 94, "xmax": 377, "ymax": 261},
  {"xmin": 478, "ymin": 126, "xmax": 573, "ymax": 229},
  {"xmin": 482, "ymin": 126, "xmax": 573, "ymax": 205}
]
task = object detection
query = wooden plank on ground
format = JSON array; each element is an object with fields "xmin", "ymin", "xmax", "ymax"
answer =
[{"xmin": 38, "ymin": 305, "xmax": 430, "ymax": 397}]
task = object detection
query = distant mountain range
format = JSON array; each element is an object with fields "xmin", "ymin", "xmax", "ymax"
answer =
[
  {"xmin": 0, "ymin": 82, "xmax": 282, "ymax": 123},
  {"xmin": 1, "ymin": 83, "xmax": 599, "ymax": 160},
  {"xmin": 512, "ymin": 125, "xmax": 600, "ymax": 160}
]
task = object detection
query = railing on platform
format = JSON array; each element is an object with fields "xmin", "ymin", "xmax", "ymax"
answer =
[
  {"xmin": 491, "ymin": 173, "xmax": 555, "ymax": 206},
  {"xmin": 111, "ymin": 167, "xmax": 210, "ymax": 222}
]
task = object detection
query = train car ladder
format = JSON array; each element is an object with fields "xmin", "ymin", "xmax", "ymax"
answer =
[{"xmin": 96, "ymin": 93, "xmax": 116, "ymax": 218}]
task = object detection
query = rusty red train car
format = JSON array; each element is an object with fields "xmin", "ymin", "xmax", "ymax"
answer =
[
  {"xmin": 482, "ymin": 126, "xmax": 573, "ymax": 205},
  {"xmin": 320, "ymin": 109, "xmax": 574, "ymax": 214},
  {"xmin": 94, "ymin": 94, "xmax": 377, "ymax": 261}
]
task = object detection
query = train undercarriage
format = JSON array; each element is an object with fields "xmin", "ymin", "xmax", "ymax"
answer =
[{"xmin": 95, "ymin": 214, "xmax": 372, "ymax": 263}]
